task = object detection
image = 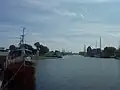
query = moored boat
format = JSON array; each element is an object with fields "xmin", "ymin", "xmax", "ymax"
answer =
[{"xmin": 1, "ymin": 49, "xmax": 36, "ymax": 90}]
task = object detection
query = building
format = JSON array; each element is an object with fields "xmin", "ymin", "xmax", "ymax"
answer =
[
  {"xmin": 92, "ymin": 48, "xmax": 101, "ymax": 57},
  {"xmin": 87, "ymin": 46, "xmax": 92, "ymax": 57}
]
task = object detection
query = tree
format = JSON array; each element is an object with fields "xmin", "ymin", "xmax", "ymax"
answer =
[
  {"xmin": 103, "ymin": 47, "xmax": 116, "ymax": 57},
  {"xmin": 39, "ymin": 45, "xmax": 49, "ymax": 55},
  {"xmin": 42, "ymin": 46, "xmax": 49, "ymax": 53},
  {"xmin": 9, "ymin": 45, "xmax": 16, "ymax": 59},
  {"xmin": 9, "ymin": 45, "xmax": 16, "ymax": 51},
  {"xmin": 34, "ymin": 42, "xmax": 40, "ymax": 50},
  {"xmin": 79, "ymin": 52, "xmax": 85, "ymax": 56},
  {"xmin": 34, "ymin": 42, "xmax": 49, "ymax": 55},
  {"xmin": 32, "ymin": 49, "xmax": 37, "ymax": 55},
  {"xmin": 20, "ymin": 44, "xmax": 36, "ymax": 55},
  {"xmin": 23, "ymin": 44, "xmax": 33, "ymax": 50}
]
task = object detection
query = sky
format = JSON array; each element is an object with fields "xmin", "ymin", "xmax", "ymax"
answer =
[{"xmin": 1, "ymin": 0, "xmax": 120, "ymax": 52}]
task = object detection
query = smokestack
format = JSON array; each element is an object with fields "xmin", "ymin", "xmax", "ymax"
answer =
[
  {"xmin": 84, "ymin": 44, "xmax": 86, "ymax": 52},
  {"xmin": 84, "ymin": 44, "xmax": 86, "ymax": 56},
  {"xmin": 100, "ymin": 36, "xmax": 101, "ymax": 50},
  {"xmin": 118, "ymin": 40, "xmax": 120, "ymax": 49},
  {"xmin": 96, "ymin": 40, "xmax": 97, "ymax": 49}
]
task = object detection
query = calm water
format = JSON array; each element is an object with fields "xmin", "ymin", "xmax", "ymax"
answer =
[{"xmin": 36, "ymin": 55, "xmax": 120, "ymax": 90}]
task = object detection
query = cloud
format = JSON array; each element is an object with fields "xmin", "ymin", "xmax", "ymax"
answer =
[
  {"xmin": 1, "ymin": 0, "xmax": 120, "ymax": 52},
  {"xmin": 53, "ymin": 9, "xmax": 85, "ymax": 20},
  {"xmin": 31, "ymin": 33, "xmax": 41, "ymax": 36},
  {"xmin": 54, "ymin": 9, "xmax": 77, "ymax": 17}
]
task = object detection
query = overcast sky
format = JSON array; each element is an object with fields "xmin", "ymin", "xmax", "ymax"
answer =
[{"xmin": 1, "ymin": 0, "xmax": 120, "ymax": 52}]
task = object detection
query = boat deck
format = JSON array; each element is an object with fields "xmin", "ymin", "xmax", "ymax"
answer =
[{"xmin": 1, "ymin": 60, "xmax": 36, "ymax": 90}]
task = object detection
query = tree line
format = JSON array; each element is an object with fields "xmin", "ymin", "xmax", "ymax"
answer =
[{"xmin": 9, "ymin": 42, "xmax": 49, "ymax": 57}]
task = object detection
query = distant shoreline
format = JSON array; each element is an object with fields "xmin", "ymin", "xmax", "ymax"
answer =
[
  {"xmin": 82, "ymin": 55, "xmax": 120, "ymax": 60},
  {"xmin": 38, "ymin": 56, "xmax": 62, "ymax": 60}
]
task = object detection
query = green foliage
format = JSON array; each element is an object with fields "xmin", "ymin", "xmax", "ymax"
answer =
[
  {"xmin": 34, "ymin": 42, "xmax": 49, "ymax": 55},
  {"xmin": 9, "ymin": 45, "xmax": 16, "ymax": 51},
  {"xmin": 103, "ymin": 47, "xmax": 116, "ymax": 57},
  {"xmin": 39, "ymin": 45, "xmax": 49, "ymax": 55},
  {"xmin": 79, "ymin": 52, "xmax": 85, "ymax": 56},
  {"xmin": 34, "ymin": 42, "xmax": 40, "ymax": 50},
  {"xmin": 9, "ymin": 42, "xmax": 50, "ymax": 57}
]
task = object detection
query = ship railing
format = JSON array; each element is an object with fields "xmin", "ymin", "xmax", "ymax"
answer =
[{"xmin": 5, "ymin": 56, "xmax": 24, "ymax": 69}]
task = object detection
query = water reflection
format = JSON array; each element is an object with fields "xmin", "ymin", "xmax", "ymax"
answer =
[{"xmin": 115, "ymin": 60, "xmax": 120, "ymax": 89}]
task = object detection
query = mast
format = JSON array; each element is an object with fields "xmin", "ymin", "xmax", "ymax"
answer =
[
  {"xmin": 20, "ymin": 27, "xmax": 26, "ymax": 62},
  {"xmin": 21, "ymin": 27, "xmax": 25, "ymax": 45}
]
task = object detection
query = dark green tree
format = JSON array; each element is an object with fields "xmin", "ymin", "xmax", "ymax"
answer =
[
  {"xmin": 9, "ymin": 45, "xmax": 16, "ymax": 51},
  {"xmin": 34, "ymin": 42, "xmax": 49, "ymax": 55},
  {"xmin": 103, "ymin": 47, "xmax": 116, "ymax": 57},
  {"xmin": 20, "ymin": 44, "xmax": 37, "ymax": 55},
  {"xmin": 9, "ymin": 45, "xmax": 16, "ymax": 59},
  {"xmin": 34, "ymin": 42, "xmax": 40, "ymax": 50},
  {"xmin": 39, "ymin": 45, "xmax": 49, "ymax": 55}
]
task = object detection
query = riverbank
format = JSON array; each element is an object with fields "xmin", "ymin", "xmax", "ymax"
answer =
[
  {"xmin": 36, "ymin": 55, "xmax": 63, "ymax": 60},
  {"xmin": 83, "ymin": 55, "xmax": 120, "ymax": 60},
  {"xmin": 32, "ymin": 55, "xmax": 63, "ymax": 60},
  {"xmin": 38, "ymin": 56, "xmax": 60, "ymax": 60}
]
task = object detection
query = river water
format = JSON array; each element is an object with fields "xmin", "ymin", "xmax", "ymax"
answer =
[{"xmin": 36, "ymin": 55, "xmax": 120, "ymax": 90}]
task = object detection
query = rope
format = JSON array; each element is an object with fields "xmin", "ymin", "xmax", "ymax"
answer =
[{"xmin": 1, "ymin": 63, "xmax": 24, "ymax": 90}]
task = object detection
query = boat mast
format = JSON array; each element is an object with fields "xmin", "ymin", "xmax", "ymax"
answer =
[
  {"xmin": 21, "ymin": 27, "xmax": 25, "ymax": 45},
  {"xmin": 20, "ymin": 27, "xmax": 26, "ymax": 61}
]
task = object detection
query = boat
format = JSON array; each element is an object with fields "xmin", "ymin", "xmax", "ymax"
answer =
[
  {"xmin": 1, "ymin": 49, "xmax": 36, "ymax": 90},
  {"xmin": 1, "ymin": 28, "xmax": 36, "ymax": 90}
]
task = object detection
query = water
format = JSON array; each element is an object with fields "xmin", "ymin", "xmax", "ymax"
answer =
[{"xmin": 36, "ymin": 55, "xmax": 120, "ymax": 90}]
